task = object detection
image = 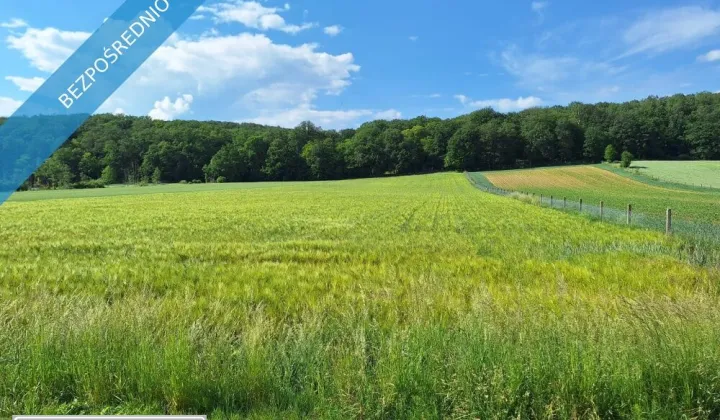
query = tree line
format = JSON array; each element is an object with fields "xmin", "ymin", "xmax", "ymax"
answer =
[{"xmin": 3, "ymin": 91, "xmax": 719, "ymax": 189}]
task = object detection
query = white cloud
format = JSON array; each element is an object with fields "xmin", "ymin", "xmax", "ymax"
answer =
[
  {"xmin": 113, "ymin": 108, "xmax": 126, "ymax": 115},
  {"xmin": 6, "ymin": 27, "xmax": 90, "ymax": 72},
  {"xmin": 7, "ymin": 23, "xmax": 369, "ymax": 128},
  {"xmin": 5, "ymin": 76, "xmax": 45, "ymax": 92},
  {"xmin": 409, "ymin": 35, "xmax": 419, "ymax": 42},
  {"xmin": 621, "ymin": 6, "xmax": 720, "ymax": 58},
  {"xmin": 0, "ymin": 97, "xmax": 22, "ymax": 116},
  {"xmin": 148, "ymin": 94, "xmax": 194, "ymax": 120},
  {"xmin": 455, "ymin": 95, "xmax": 543, "ymax": 112},
  {"xmin": 242, "ymin": 83, "xmax": 317, "ymax": 108},
  {"xmin": 454, "ymin": 94, "xmax": 469, "ymax": 105},
  {"xmin": 374, "ymin": 109, "xmax": 402, "ymax": 120},
  {"xmin": 698, "ymin": 49, "xmax": 720, "ymax": 62},
  {"xmin": 324, "ymin": 25, "xmax": 343, "ymax": 36},
  {"xmin": 1, "ymin": 18, "xmax": 28, "ymax": 29},
  {"xmin": 141, "ymin": 32, "xmax": 360, "ymax": 97},
  {"xmin": 197, "ymin": 1, "xmax": 315, "ymax": 34},
  {"xmin": 247, "ymin": 105, "xmax": 400, "ymax": 128}
]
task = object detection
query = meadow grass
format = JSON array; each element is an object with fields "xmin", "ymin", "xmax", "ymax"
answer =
[
  {"xmin": 481, "ymin": 165, "xmax": 720, "ymax": 225},
  {"xmin": 1, "ymin": 173, "xmax": 720, "ymax": 418},
  {"xmin": 623, "ymin": 161, "xmax": 720, "ymax": 189}
]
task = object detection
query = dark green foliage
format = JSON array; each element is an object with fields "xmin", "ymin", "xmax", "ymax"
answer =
[
  {"xmin": 16, "ymin": 92, "xmax": 720, "ymax": 189},
  {"xmin": 70, "ymin": 179, "xmax": 106, "ymax": 189},
  {"xmin": 620, "ymin": 151, "xmax": 634, "ymax": 168},
  {"xmin": 604, "ymin": 144, "xmax": 618, "ymax": 163}
]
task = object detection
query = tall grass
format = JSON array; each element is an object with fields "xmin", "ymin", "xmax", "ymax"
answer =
[{"xmin": 0, "ymin": 173, "xmax": 719, "ymax": 418}]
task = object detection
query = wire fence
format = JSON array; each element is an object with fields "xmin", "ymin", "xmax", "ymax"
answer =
[{"xmin": 466, "ymin": 172, "xmax": 720, "ymax": 247}]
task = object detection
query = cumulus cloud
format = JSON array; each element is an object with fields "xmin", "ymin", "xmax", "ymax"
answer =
[
  {"xmin": 621, "ymin": 6, "xmax": 720, "ymax": 58},
  {"xmin": 5, "ymin": 21, "xmax": 378, "ymax": 128},
  {"xmin": 698, "ymin": 49, "xmax": 720, "ymax": 62},
  {"xmin": 5, "ymin": 76, "xmax": 45, "ymax": 92},
  {"xmin": 143, "ymin": 33, "xmax": 360, "ymax": 95},
  {"xmin": 455, "ymin": 94, "xmax": 543, "ymax": 112},
  {"xmin": 0, "ymin": 97, "xmax": 22, "ymax": 116},
  {"xmin": 148, "ymin": 94, "xmax": 194, "ymax": 120},
  {"xmin": 324, "ymin": 25, "xmax": 343, "ymax": 36},
  {"xmin": 6, "ymin": 27, "xmax": 89, "ymax": 72},
  {"xmin": 0, "ymin": 18, "xmax": 28, "ymax": 29},
  {"xmin": 197, "ymin": 1, "xmax": 315, "ymax": 34}
]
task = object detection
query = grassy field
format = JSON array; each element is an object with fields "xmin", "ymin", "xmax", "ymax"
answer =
[
  {"xmin": 624, "ymin": 161, "xmax": 720, "ymax": 189},
  {"xmin": 481, "ymin": 165, "xmax": 720, "ymax": 225},
  {"xmin": 1, "ymin": 173, "xmax": 720, "ymax": 418}
]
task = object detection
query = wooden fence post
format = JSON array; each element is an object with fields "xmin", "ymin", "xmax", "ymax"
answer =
[
  {"xmin": 600, "ymin": 201, "xmax": 604, "ymax": 221},
  {"xmin": 627, "ymin": 204, "xmax": 632, "ymax": 225},
  {"xmin": 666, "ymin": 209, "xmax": 672, "ymax": 235},
  {"xmin": 550, "ymin": 196, "xmax": 554, "ymax": 207},
  {"xmin": 563, "ymin": 197, "xmax": 567, "ymax": 209},
  {"xmin": 579, "ymin": 198, "xmax": 583, "ymax": 212},
  {"xmin": 540, "ymin": 194, "xmax": 543, "ymax": 205}
]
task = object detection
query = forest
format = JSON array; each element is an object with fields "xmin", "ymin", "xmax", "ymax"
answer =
[{"xmin": 3, "ymin": 91, "xmax": 719, "ymax": 189}]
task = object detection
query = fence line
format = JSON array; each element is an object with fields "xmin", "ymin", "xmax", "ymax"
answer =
[{"xmin": 465, "ymin": 172, "xmax": 720, "ymax": 245}]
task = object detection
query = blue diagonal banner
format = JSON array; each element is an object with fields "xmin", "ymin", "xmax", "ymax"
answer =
[{"xmin": 0, "ymin": 0, "xmax": 206, "ymax": 205}]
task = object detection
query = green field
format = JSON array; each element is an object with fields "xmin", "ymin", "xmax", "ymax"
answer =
[
  {"xmin": 479, "ymin": 165, "xmax": 720, "ymax": 226},
  {"xmin": 2, "ymin": 173, "xmax": 720, "ymax": 418},
  {"xmin": 624, "ymin": 161, "xmax": 720, "ymax": 189}
]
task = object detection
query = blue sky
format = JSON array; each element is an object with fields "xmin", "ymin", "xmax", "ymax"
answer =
[{"xmin": 1, "ymin": 0, "xmax": 720, "ymax": 128}]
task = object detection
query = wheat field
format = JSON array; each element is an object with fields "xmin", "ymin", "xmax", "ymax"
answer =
[{"xmin": 1, "ymin": 173, "xmax": 719, "ymax": 418}]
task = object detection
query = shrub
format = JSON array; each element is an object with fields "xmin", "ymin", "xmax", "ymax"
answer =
[
  {"xmin": 191, "ymin": 179, "xmax": 202, "ymax": 184},
  {"xmin": 620, "ymin": 151, "xmax": 634, "ymax": 168},
  {"xmin": 101, "ymin": 166, "xmax": 117, "ymax": 185},
  {"xmin": 179, "ymin": 180, "xmax": 188, "ymax": 184},
  {"xmin": 216, "ymin": 176, "xmax": 227, "ymax": 183},
  {"xmin": 151, "ymin": 168, "xmax": 162, "ymax": 184},
  {"xmin": 604, "ymin": 144, "xmax": 618, "ymax": 163}
]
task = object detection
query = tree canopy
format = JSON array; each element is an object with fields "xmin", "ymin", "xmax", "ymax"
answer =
[{"xmin": 4, "ymin": 91, "xmax": 719, "ymax": 190}]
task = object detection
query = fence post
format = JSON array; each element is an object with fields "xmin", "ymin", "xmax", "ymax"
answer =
[
  {"xmin": 563, "ymin": 197, "xmax": 567, "ymax": 209},
  {"xmin": 600, "ymin": 201, "xmax": 604, "ymax": 221},
  {"xmin": 666, "ymin": 208, "xmax": 672, "ymax": 235},
  {"xmin": 550, "ymin": 196, "xmax": 554, "ymax": 207},
  {"xmin": 540, "ymin": 194, "xmax": 543, "ymax": 205},
  {"xmin": 627, "ymin": 204, "xmax": 632, "ymax": 225},
  {"xmin": 579, "ymin": 198, "xmax": 583, "ymax": 212}
]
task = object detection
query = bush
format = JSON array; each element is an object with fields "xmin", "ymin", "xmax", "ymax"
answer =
[
  {"xmin": 216, "ymin": 176, "xmax": 227, "ymax": 184},
  {"xmin": 151, "ymin": 168, "xmax": 162, "ymax": 184},
  {"xmin": 191, "ymin": 179, "xmax": 202, "ymax": 184},
  {"xmin": 604, "ymin": 144, "xmax": 618, "ymax": 163},
  {"xmin": 179, "ymin": 180, "xmax": 188, "ymax": 184},
  {"xmin": 620, "ymin": 151, "xmax": 634, "ymax": 168}
]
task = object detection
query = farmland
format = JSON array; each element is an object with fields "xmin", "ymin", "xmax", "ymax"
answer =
[
  {"xmin": 1, "ymin": 173, "xmax": 720, "ymax": 418},
  {"xmin": 481, "ymin": 165, "xmax": 720, "ymax": 225},
  {"xmin": 622, "ymin": 160, "xmax": 720, "ymax": 189}
]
